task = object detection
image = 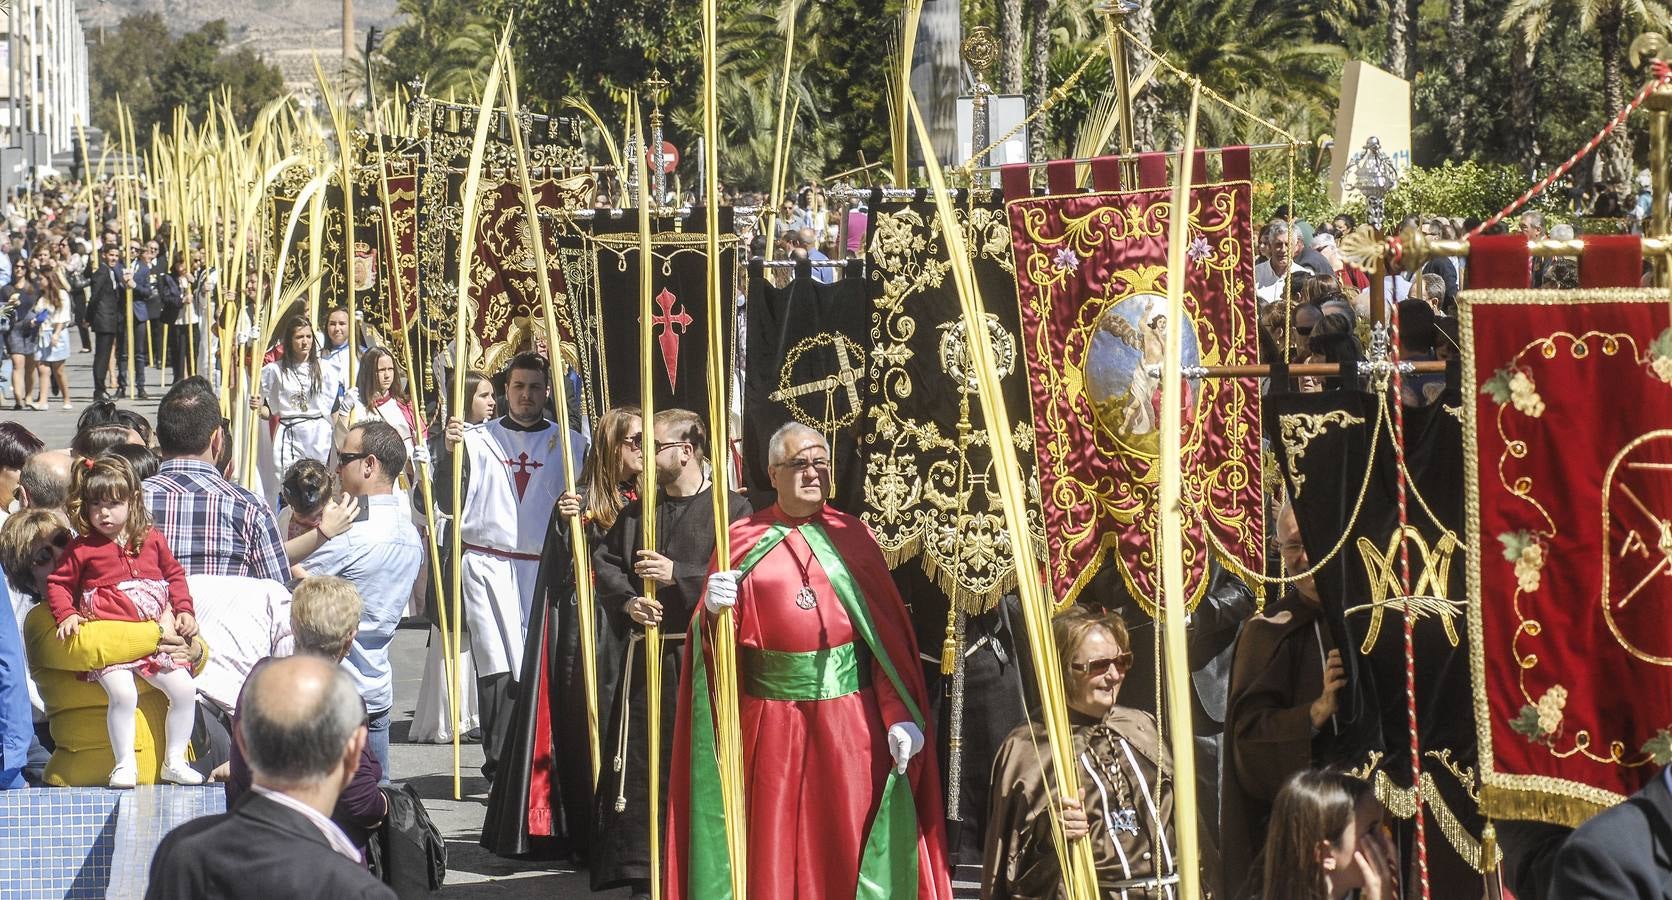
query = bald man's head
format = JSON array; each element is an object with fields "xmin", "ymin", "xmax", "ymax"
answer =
[
  {"xmin": 796, "ymin": 227, "xmax": 818, "ymax": 249},
  {"xmin": 238, "ymin": 655, "xmax": 365, "ymax": 787},
  {"xmin": 20, "ymin": 450, "xmax": 70, "ymax": 511}
]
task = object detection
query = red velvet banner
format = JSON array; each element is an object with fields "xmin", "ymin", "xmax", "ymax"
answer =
[
  {"xmin": 1464, "ymin": 285, "xmax": 1672, "ymax": 825},
  {"xmin": 1006, "ymin": 182, "xmax": 1264, "ymax": 612},
  {"xmin": 467, "ymin": 174, "xmax": 597, "ymax": 363}
]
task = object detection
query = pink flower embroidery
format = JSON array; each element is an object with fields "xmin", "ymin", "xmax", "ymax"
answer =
[
  {"xmin": 1053, "ymin": 248, "xmax": 1080, "ymax": 272},
  {"xmin": 1188, "ymin": 236, "xmax": 1213, "ymax": 263}
]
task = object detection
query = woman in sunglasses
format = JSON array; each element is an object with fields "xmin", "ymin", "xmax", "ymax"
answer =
[{"xmin": 983, "ymin": 604, "xmax": 1178, "ymax": 898}]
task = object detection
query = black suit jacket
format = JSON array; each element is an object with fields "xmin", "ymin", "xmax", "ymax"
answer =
[
  {"xmin": 87, "ymin": 264, "xmax": 126, "ymax": 334},
  {"xmin": 146, "ymin": 792, "xmax": 397, "ymax": 900},
  {"xmin": 1551, "ymin": 769, "xmax": 1672, "ymax": 899}
]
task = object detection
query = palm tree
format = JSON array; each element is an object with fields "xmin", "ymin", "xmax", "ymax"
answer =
[
  {"xmin": 1148, "ymin": 0, "xmax": 1343, "ymax": 148},
  {"xmin": 1502, "ymin": 0, "xmax": 1672, "ymax": 206},
  {"xmin": 997, "ymin": 0, "xmax": 1024, "ymax": 93}
]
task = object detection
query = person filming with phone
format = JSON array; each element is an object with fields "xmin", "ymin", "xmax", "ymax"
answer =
[{"xmin": 289, "ymin": 421, "xmax": 423, "ymax": 780}]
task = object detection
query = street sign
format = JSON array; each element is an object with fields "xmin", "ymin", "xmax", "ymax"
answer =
[{"xmin": 647, "ymin": 141, "xmax": 680, "ymax": 174}]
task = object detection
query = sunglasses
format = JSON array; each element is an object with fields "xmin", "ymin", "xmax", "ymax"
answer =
[
  {"xmin": 654, "ymin": 440, "xmax": 691, "ymax": 453},
  {"xmin": 30, "ymin": 532, "xmax": 69, "ymax": 567},
  {"xmin": 336, "ymin": 450, "xmax": 373, "ymax": 467},
  {"xmin": 1069, "ymin": 652, "xmax": 1134, "ymax": 677},
  {"xmin": 623, "ymin": 433, "xmax": 643, "ymax": 448}
]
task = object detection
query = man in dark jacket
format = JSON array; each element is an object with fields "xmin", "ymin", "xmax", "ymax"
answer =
[
  {"xmin": 145, "ymin": 655, "xmax": 396, "ymax": 900},
  {"xmin": 1549, "ymin": 768, "xmax": 1672, "ymax": 899},
  {"xmin": 123, "ymin": 242, "xmax": 153, "ymax": 398},
  {"xmin": 85, "ymin": 245, "xmax": 124, "ymax": 402}
]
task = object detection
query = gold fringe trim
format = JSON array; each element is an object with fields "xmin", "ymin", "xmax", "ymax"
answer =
[
  {"xmin": 879, "ymin": 524, "xmax": 1050, "ymax": 616},
  {"xmin": 1481, "ymin": 783, "xmax": 1611, "ymax": 829},
  {"xmin": 1370, "ymin": 770, "xmax": 1503, "ymax": 873},
  {"xmin": 1458, "ymin": 287, "xmax": 1663, "ymax": 307}
]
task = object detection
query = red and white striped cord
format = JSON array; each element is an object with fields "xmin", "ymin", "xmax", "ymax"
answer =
[
  {"xmin": 1469, "ymin": 61, "xmax": 1672, "ymax": 239},
  {"xmin": 1386, "ymin": 305, "xmax": 1431, "ymax": 900}
]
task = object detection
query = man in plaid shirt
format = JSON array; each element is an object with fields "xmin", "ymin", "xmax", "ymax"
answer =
[{"xmin": 144, "ymin": 378, "xmax": 289, "ymax": 583}]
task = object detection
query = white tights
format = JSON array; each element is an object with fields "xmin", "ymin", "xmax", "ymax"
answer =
[{"xmin": 99, "ymin": 667, "xmax": 197, "ymax": 768}]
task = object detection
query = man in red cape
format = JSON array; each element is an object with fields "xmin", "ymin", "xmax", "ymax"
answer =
[{"xmin": 665, "ymin": 422, "xmax": 953, "ymax": 899}]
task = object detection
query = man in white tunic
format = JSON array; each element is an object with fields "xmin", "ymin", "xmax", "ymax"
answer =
[{"xmin": 438, "ymin": 351, "xmax": 584, "ymax": 777}]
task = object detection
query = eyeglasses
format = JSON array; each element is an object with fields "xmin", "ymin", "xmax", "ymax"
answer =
[
  {"xmin": 1069, "ymin": 653, "xmax": 1133, "ymax": 677},
  {"xmin": 654, "ymin": 440, "xmax": 691, "ymax": 453},
  {"xmin": 775, "ymin": 457, "xmax": 830, "ymax": 473},
  {"xmin": 336, "ymin": 450, "xmax": 373, "ymax": 467},
  {"xmin": 623, "ymin": 433, "xmax": 643, "ymax": 448}
]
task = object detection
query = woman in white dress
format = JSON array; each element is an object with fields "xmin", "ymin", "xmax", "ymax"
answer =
[
  {"xmin": 31, "ymin": 264, "xmax": 73, "ymax": 410},
  {"xmin": 252, "ymin": 314, "xmax": 342, "ymax": 507},
  {"xmin": 408, "ymin": 370, "xmax": 495, "ymax": 743}
]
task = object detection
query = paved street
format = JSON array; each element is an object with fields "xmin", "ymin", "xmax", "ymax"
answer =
[{"xmin": 6, "ymin": 343, "xmax": 618, "ymax": 898}]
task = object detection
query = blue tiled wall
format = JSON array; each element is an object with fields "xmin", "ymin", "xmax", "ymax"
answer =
[{"xmin": 0, "ymin": 786, "xmax": 225, "ymax": 899}]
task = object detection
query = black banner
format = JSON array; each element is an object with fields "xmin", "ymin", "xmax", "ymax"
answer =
[
  {"xmin": 1266, "ymin": 380, "xmax": 1491, "ymax": 876},
  {"xmin": 588, "ymin": 209, "xmax": 738, "ymax": 433},
  {"xmin": 741, "ymin": 262, "xmax": 871, "ymax": 508}
]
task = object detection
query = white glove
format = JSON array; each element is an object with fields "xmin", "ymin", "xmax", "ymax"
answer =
[
  {"xmin": 340, "ymin": 387, "xmax": 361, "ymax": 409},
  {"xmin": 887, "ymin": 722, "xmax": 924, "ymax": 774},
  {"xmin": 704, "ymin": 570, "xmax": 741, "ymax": 614},
  {"xmin": 410, "ymin": 443, "xmax": 431, "ymax": 466}
]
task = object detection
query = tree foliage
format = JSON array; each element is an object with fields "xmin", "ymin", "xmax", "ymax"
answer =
[
  {"xmin": 356, "ymin": 0, "xmax": 1671, "ymax": 211},
  {"xmin": 88, "ymin": 15, "xmax": 284, "ymax": 146}
]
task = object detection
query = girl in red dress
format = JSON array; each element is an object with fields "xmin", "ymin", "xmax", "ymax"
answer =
[{"xmin": 47, "ymin": 455, "xmax": 204, "ymax": 788}]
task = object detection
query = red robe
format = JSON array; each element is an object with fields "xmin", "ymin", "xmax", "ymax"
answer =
[{"xmin": 665, "ymin": 503, "xmax": 952, "ymax": 899}]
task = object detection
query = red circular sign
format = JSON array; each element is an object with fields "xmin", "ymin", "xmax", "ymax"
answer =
[{"xmin": 646, "ymin": 141, "xmax": 680, "ymax": 174}]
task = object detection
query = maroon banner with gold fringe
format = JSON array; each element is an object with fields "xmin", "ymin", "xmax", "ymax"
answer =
[
  {"xmin": 1463, "ymin": 283, "xmax": 1672, "ymax": 826},
  {"xmin": 1006, "ymin": 179, "xmax": 1263, "ymax": 613}
]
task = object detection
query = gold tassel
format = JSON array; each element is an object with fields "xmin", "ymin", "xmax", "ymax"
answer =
[
  {"xmin": 940, "ymin": 600, "xmax": 958, "ymax": 675},
  {"xmin": 1480, "ymin": 821, "xmax": 1497, "ymax": 873}
]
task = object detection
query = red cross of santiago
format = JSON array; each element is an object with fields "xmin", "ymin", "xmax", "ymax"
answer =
[
  {"xmin": 502, "ymin": 451, "xmax": 544, "ymax": 500},
  {"xmin": 652, "ymin": 287, "xmax": 693, "ymax": 391}
]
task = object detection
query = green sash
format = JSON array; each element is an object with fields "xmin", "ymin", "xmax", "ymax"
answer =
[
  {"xmin": 685, "ymin": 521, "xmax": 923, "ymax": 900},
  {"xmin": 741, "ymin": 643, "xmax": 869, "ymax": 701}
]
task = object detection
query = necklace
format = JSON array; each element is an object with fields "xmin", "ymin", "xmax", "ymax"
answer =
[{"xmin": 783, "ymin": 535, "xmax": 819, "ymax": 609}]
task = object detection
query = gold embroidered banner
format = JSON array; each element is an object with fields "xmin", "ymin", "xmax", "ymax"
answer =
[
  {"xmin": 861, "ymin": 199, "xmax": 1044, "ymax": 612},
  {"xmin": 1005, "ymin": 182, "xmax": 1263, "ymax": 614},
  {"xmin": 411, "ymin": 96, "xmax": 590, "ymax": 369},
  {"xmin": 1463, "ymin": 287, "xmax": 1672, "ymax": 826}
]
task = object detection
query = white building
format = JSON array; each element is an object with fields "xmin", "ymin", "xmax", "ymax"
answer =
[{"xmin": 0, "ymin": 0, "xmax": 91, "ymax": 157}]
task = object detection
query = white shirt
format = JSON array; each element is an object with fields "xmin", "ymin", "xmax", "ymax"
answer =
[
  {"xmin": 300, "ymin": 493, "xmax": 423, "ymax": 713},
  {"xmin": 187, "ymin": 574, "xmax": 294, "ymax": 714},
  {"xmin": 249, "ymin": 784, "xmax": 362, "ymax": 863}
]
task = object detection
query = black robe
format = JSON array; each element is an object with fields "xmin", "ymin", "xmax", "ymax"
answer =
[
  {"xmin": 589, "ymin": 485, "xmax": 751, "ymax": 890},
  {"xmin": 480, "ymin": 487, "xmax": 632, "ymax": 860}
]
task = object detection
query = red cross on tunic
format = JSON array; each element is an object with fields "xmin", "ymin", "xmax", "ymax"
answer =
[
  {"xmin": 652, "ymin": 287, "xmax": 694, "ymax": 391},
  {"xmin": 502, "ymin": 451, "xmax": 544, "ymax": 501}
]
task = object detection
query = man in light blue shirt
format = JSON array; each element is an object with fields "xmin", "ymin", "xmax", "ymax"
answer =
[
  {"xmin": 0, "ymin": 578, "xmax": 30, "ymax": 789},
  {"xmin": 295, "ymin": 420, "xmax": 423, "ymax": 779}
]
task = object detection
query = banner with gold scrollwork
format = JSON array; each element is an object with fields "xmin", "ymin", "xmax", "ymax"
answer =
[
  {"xmin": 1269, "ymin": 385, "xmax": 1498, "ymax": 877},
  {"xmin": 1006, "ymin": 182, "xmax": 1263, "ymax": 615},
  {"xmin": 411, "ymin": 96, "xmax": 590, "ymax": 372},
  {"xmin": 263, "ymin": 155, "xmax": 419, "ymax": 338},
  {"xmin": 860, "ymin": 198, "xmax": 1044, "ymax": 613},
  {"xmin": 1464, "ymin": 287, "xmax": 1672, "ymax": 826}
]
